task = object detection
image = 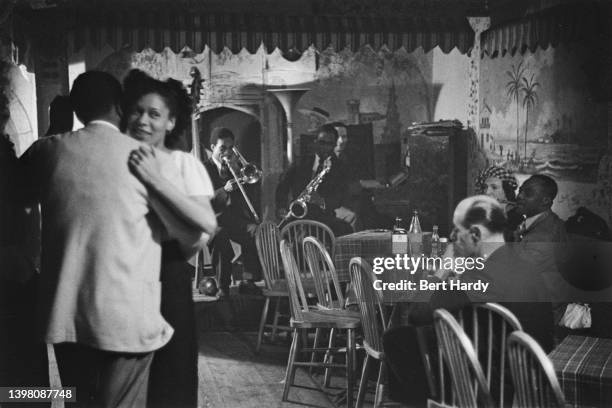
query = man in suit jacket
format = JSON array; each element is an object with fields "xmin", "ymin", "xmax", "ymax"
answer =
[
  {"xmin": 515, "ymin": 175, "xmax": 568, "ymax": 312},
  {"xmin": 20, "ymin": 71, "xmax": 206, "ymax": 407},
  {"xmin": 276, "ymin": 124, "xmax": 355, "ymax": 236},
  {"xmin": 383, "ymin": 196, "xmax": 554, "ymax": 405},
  {"xmin": 203, "ymin": 127, "xmax": 261, "ymax": 298}
]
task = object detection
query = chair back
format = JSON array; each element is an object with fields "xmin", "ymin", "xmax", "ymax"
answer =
[
  {"xmin": 426, "ymin": 303, "xmax": 523, "ymax": 406},
  {"xmin": 349, "ymin": 257, "xmax": 386, "ymax": 354},
  {"xmin": 281, "ymin": 220, "xmax": 335, "ymax": 277},
  {"xmin": 507, "ymin": 331, "xmax": 566, "ymax": 408},
  {"xmin": 457, "ymin": 303, "xmax": 522, "ymax": 407},
  {"xmin": 255, "ymin": 221, "xmax": 283, "ymax": 288},
  {"xmin": 303, "ymin": 236, "xmax": 344, "ymax": 309},
  {"xmin": 280, "ymin": 239, "xmax": 308, "ymax": 322},
  {"xmin": 433, "ymin": 308, "xmax": 494, "ymax": 408}
]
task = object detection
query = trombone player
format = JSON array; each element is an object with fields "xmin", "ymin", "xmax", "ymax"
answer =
[
  {"xmin": 276, "ymin": 124, "xmax": 355, "ymax": 236},
  {"xmin": 203, "ymin": 127, "xmax": 262, "ymax": 298}
]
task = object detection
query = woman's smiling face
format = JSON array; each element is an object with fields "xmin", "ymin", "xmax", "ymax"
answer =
[{"xmin": 127, "ymin": 93, "xmax": 175, "ymax": 147}]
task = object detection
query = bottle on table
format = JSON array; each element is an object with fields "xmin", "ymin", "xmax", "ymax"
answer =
[
  {"xmin": 430, "ymin": 225, "xmax": 440, "ymax": 257},
  {"xmin": 391, "ymin": 217, "xmax": 408, "ymax": 255},
  {"xmin": 408, "ymin": 210, "xmax": 423, "ymax": 257},
  {"xmin": 439, "ymin": 237, "xmax": 449, "ymax": 256}
]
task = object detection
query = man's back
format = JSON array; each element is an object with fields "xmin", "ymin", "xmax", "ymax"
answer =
[{"xmin": 21, "ymin": 123, "xmax": 173, "ymax": 353}]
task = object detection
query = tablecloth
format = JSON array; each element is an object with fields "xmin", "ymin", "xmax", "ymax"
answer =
[{"xmin": 548, "ymin": 335, "xmax": 612, "ymax": 408}]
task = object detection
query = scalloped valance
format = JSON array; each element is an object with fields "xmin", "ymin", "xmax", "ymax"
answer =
[
  {"xmin": 481, "ymin": 2, "xmax": 608, "ymax": 57},
  {"xmin": 62, "ymin": 11, "xmax": 474, "ymax": 55}
]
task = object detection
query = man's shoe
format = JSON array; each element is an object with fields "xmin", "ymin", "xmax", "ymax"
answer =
[{"xmin": 238, "ymin": 280, "xmax": 262, "ymax": 296}]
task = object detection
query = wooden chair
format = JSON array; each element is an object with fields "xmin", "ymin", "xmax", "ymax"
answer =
[
  {"xmin": 254, "ymin": 221, "xmax": 291, "ymax": 353},
  {"xmin": 465, "ymin": 303, "xmax": 522, "ymax": 407},
  {"xmin": 281, "ymin": 220, "xmax": 335, "ymax": 281},
  {"xmin": 350, "ymin": 257, "xmax": 389, "ymax": 408},
  {"xmin": 432, "ymin": 308, "xmax": 494, "ymax": 408},
  {"xmin": 303, "ymin": 236, "xmax": 350, "ymax": 386},
  {"xmin": 280, "ymin": 239, "xmax": 361, "ymax": 407},
  {"xmin": 507, "ymin": 331, "xmax": 566, "ymax": 408},
  {"xmin": 303, "ymin": 236, "xmax": 345, "ymax": 310},
  {"xmin": 423, "ymin": 303, "xmax": 523, "ymax": 407}
]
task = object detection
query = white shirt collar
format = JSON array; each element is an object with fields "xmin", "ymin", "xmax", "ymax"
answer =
[
  {"xmin": 212, "ymin": 156, "xmax": 223, "ymax": 172},
  {"xmin": 312, "ymin": 154, "xmax": 321, "ymax": 173},
  {"xmin": 524, "ymin": 211, "xmax": 548, "ymax": 230},
  {"xmin": 88, "ymin": 120, "xmax": 120, "ymax": 132}
]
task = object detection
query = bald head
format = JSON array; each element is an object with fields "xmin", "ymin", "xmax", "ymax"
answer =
[
  {"xmin": 453, "ymin": 195, "xmax": 507, "ymax": 235},
  {"xmin": 452, "ymin": 195, "xmax": 507, "ymax": 257}
]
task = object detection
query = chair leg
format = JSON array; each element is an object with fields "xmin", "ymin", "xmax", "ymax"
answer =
[
  {"xmin": 374, "ymin": 360, "xmax": 386, "ymax": 408},
  {"xmin": 346, "ymin": 328, "xmax": 355, "ymax": 408},
  {"xmin": 282, "ymin": 328, "xmax": 300, "ymax": 402},
  {"xmin": 271, "ymin": 296, "xmax": 282, "ymax": 342},
  {"xmin": 356, "ymin": 354, "xmax": 372, "ymax": 408},
  {"xmin": 323, "ymin": 327, "xmax": 336, "ymax": 387},
  {"xmin": 309, "ymin": 328, "xmax": 321, "ymax": 376},
  {"xmin": 255, "ymin": 297, "xmax": 271, "ymax": 353}
]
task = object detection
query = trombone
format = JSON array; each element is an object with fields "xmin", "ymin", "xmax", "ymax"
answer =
[{"xmin": 222, "ymin": 147, "xmax": 261, "ymax": 223}]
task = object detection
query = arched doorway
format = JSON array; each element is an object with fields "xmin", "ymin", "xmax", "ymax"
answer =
[{"xmin": 199, "ymin": 107, "xmax": 262, "ymax": 213}]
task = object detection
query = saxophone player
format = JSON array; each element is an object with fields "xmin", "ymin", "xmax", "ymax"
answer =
[{"xmin": 276, "ymin": 124, "xmax": 355, "ymax": 236}]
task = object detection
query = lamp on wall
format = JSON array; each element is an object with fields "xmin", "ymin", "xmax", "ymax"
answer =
[{"xmin": 268, "ymin": 88, "xmax": 309, "ymax": 164}]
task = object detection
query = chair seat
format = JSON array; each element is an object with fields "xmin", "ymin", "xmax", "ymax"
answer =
[
  {"xmin": 290, "ymin": 309, "xmax": 361, "ymax": 329},
  {"xmin": 265, "ymin": 278, "xmax": 317, "ymax": 296},
  {"xmin": 262, "ymin": 287, "xmax": 289, "ymax": 297}
]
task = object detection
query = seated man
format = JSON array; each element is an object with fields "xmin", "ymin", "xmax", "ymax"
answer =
[
  {"xmin": 203, "ymin": 127, "xmax": 262, "ymax": 297},
  {"xmin": 514, "ymin": 174, "xmax": 568, "ymax": 311},
  {"xmin": 276, "ymin": 124, "xmax": 355, "ymax": 236},
  {"xmin": 383, "ymin": 195, "xmax": 554, "ymax": 405}
]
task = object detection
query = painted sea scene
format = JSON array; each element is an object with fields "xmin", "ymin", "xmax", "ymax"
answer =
[
  {"xmin": 480, "ymin": 54, "xmax": 606, "ymax": 184},
  {"xmin": 489, "ymin": 141, "xmax": 602, "ymax": 183}
]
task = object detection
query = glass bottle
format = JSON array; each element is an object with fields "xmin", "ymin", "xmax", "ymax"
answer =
[
  {"xmin": 439, "ymin": 237, "xmax": 449, "ymax": 256},
  {"xmin": 392, "ymin": 217, "xmax": 408, "ymax": 254},
  {"xmin": 431, "ymin": 225, "xmax": 440, "ymax": 257},
  {"xmin": 408, "ymin": 210, "xmax": 423, "ymax": 256},
  {"xmin": 409, "ymin": 210, "xmax": 422, "ymax": 233}
]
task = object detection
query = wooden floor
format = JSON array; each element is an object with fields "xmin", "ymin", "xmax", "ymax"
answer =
[
  {"xmin": 49, "ymin": 330, "xmax": 376, "ymax": 408},
  {"xmin": 47, "ymin": 290, "xmax": 395, "ymax": 408},
  {"xmin": 197, "ymin": 332, "xmax": 338, "ymax": 408}
]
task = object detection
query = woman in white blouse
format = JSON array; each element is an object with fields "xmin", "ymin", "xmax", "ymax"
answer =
[{"xmin": 123, "ymin": 69, "xmax": 216, "ymax": 408}]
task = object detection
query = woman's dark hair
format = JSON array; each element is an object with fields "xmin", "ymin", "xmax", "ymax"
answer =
[{"xmin": 122, "ymin": 69, "xmax": 192, "ymax": 149}]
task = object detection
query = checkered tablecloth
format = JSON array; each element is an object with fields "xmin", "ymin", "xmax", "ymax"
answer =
[
  {"xmin": 334, "ymin": 230, "xmax": 425, "ymax": 304},
  {"xmin": 549, "ymin": 335, "xmax": 612, "ymax": 408},
  {"xmin": 334, "ymin": 230, "xmax": 393, "ymax": 282}
]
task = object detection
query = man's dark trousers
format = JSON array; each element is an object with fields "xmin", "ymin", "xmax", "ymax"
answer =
[{"xmin": 54, "ymin": 343, "xmax": 154, "ymax": 408}]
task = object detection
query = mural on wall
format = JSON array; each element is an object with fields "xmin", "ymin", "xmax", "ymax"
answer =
[
  {"xmin": 294, "ymin": 45, "xmax": 433, "ymax": 146},
  {"xmin": 89, "ymin": 43, "xmax": 470, "ymax": 222},
  {"xmin": 479, "ymin": 43, "xmax": 610, "ymax": 222}
]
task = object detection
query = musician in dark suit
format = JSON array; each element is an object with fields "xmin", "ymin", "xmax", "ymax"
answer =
[
  {"xmin": 203, "ymin": 127, "xmax": 261, "ymax": 298},
  {"xmin": 276, "ymin": 124, "xmax": 354, "ymax": 236}
]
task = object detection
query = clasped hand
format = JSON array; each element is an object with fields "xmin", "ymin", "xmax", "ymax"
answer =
[{"xmin": 128, "ymin": 145, "xmax": 163, "ymax": 186}]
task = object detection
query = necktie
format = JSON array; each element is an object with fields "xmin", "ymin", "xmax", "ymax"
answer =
[{"xmin": 516, "ymin": 219, "xmax": 527, "ymax": 242}]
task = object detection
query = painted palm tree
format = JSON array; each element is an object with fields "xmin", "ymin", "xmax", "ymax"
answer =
[
  {"xmin": 521, "ymin": 74, "xmax": 539, "ymax": 160},
  {"xmin": 505, "ymin": 61, "xmax": 526, "ymax": 163}
]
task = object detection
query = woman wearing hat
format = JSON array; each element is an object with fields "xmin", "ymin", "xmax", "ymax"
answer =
[{"xmin": 475, "ymin": 165, "xmax": 523, "ymax": 240}]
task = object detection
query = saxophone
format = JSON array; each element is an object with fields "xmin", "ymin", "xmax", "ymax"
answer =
[{"xmin": 278, "ymin": 157, "xmax": 332, "ymax": 227}]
